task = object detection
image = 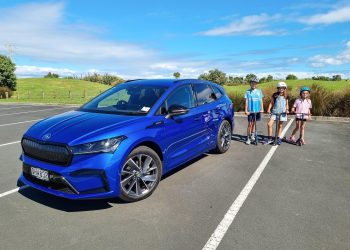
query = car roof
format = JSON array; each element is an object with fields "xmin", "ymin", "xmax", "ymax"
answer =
[{"xmin": 123, "ymin": 79, "xmax": 216, "ymax": 88}]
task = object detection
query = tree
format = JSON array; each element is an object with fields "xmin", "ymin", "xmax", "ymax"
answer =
[
  {"xmin": 245, "ymin": 73, "xmax": 257, "ymax": 84},
  {"xmin": 198, "ymin": 69, "xmax": 227, "ymax": 85},
  {"xmin": 173, "ymin": 72, "xmax": 180, "ymax": 79},
  {"xmin": 0, "ymin": 55, "xmax": 16, "ymax": 91},
  {"xmin": 266, "ymin": 75, "xmax": 273, "ymax": 82},
  {"xmin": 332, "ymin": 75, "xmax": 342, "ymax": 81},
  {"xmin": 286, "ymin": 74, "xmax": 298, "ymax": 80},
  {"xmin": 259, "ymin": 77, "xmax": 266, "ymax": 83},
  {"xmin": 44, "ymin": 72, "xmax": 59, "ymax": 78},
  {"xmin": 312, "ymin": 76, "xmax": 330, "ymax": 81}
]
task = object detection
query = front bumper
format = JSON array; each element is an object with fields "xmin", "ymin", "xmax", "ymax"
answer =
[{"xmin": 19, "ymin": 151, "xmax": 124, "ymax": 200}]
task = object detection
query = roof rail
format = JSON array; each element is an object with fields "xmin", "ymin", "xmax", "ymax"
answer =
[{"xmin": 124, "ymin": 79, "xmax": 144, "ymax": 83}]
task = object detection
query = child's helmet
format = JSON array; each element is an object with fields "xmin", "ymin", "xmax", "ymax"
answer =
[
  {"xmin": 300, "ymin": 86, "xmax": 310, "ymax": 94},
  {"xmin": 277, "ymin": 82, "xmax": 287, "ymax": 88},
  {"xmin": 250, "ymin": 77, "xmax": 259, "ymax": 83}
]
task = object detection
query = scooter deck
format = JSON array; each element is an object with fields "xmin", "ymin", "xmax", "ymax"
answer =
[{"xmin": 282, "ymin": 137, "xmax": 302, "ymax": 146}]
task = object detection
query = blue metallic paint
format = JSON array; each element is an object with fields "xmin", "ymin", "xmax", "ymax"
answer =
[{"xmin": 19, "ymin": 79, "xmax": 234, "ymax": 199}]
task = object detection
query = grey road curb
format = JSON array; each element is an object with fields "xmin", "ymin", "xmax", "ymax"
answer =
[
  {"xmin": 0, "ymin": 102, "xmax": 79, "ymax": 107},
  {"xmin": 234, "ymin": 112, "xmax": 350, "ymax": 122}
]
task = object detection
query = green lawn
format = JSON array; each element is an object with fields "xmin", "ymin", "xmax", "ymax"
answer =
[
  {"xmin": 224, "ymin": 80, "xmax": 350, "ymax": 95},
  {"xmin": 0, "ymin": 78, "xmax": 112, "ymax": 104}
]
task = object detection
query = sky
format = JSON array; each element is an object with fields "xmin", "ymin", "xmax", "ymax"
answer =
[{"xmin": 0, "ymin": 0, "xmax": 350, "ymax": 79}]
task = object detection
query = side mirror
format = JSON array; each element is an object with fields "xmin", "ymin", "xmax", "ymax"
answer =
[{"xmin": 165, "ymin": 104, "xmax": 189, "ymax": 119}]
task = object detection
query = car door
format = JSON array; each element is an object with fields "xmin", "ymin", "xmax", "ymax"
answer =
[
  {"xmin": 192, "ymin": 83, "xmax": 219, "ymax": 147},
  {"xmin": 158, "ymin": 84, "xmax": 208, "ymax": 169}
]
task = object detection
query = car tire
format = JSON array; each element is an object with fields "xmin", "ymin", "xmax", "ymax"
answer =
[
  {"xmin": 119, "ymin": 146, "xmax": 162, "ymax": 202},
  {"xmin": 214, "ymin": 120, "xmax": 231, "ymax": 154}
]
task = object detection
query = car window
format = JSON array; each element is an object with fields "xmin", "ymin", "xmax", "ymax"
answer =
[
  {"xmin": 158, "ymin": 85, "xmax": 195, "ymax": 115},
  {"xmin": 193, "ymin": 84, "xmax": 216, "ymax": 106},
  {"xmin": 212, "ymin": 85, "xmax": 223, "ymax": 99},
  {"xmin": 80, "ymin": 84, "xmax": 168, "ymax": 115}
]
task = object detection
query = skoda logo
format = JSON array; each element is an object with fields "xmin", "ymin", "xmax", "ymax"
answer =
[{"xmin": 42, "ymin": 133, "xmax": 51, "ymax": 141}]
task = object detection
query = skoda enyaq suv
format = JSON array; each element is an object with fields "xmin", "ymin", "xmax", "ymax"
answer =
[{"xmin": 19, "ymin": 79, "xmax": 234, "ymax": 202}]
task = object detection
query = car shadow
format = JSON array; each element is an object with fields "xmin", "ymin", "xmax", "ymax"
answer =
[
  {"xmin": 231, "ymin": 133, "xmax": 269, "ymax": 144},
  {"xmin": 18, "ymin": 187, "xmax": 114, "ymax": 212}
]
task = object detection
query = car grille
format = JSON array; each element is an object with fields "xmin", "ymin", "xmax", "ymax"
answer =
[{"xmin": 22, "ymin": 138, "xmax": 72, "ymax": 166}]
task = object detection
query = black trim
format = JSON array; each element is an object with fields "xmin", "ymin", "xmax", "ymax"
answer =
[
  {"xmin": 23, "ymin": 164, "xmax": 78, "ymax": 194},
  {"xmin": 21, "ymin": 137, "xmax": 73, "ymax": 166},
  {"xmin": 70, "ymin": 169, "xmax": 110, "ymax": 193}
]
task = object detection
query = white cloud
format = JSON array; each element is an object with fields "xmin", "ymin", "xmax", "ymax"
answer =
[
  {"xmin": 309, "ymin": 41, "xmax": 350, "ymax": 67},
  {"xmin": 16, "ymin": 65, "xmax": 76, "ymax": 77},
  {"xmin": 149, "ymin": 63, "xmax": 179, "ymax": 71},
  {"xmin": 300, "ymin": 5, "xmax": 350, "ymax": 25},
  {"xmin": 199, "ymin": 14, "xmax": 282, "ymax": 36},
  {"xmin": 228, "ymin": 71, "xmax": 347, "ymax": 80},
  {"xmin": 0, "ymin": 3, "xmax": 154, "ymax": 64}
]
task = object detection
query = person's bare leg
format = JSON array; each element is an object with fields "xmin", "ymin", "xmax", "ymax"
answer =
[
  {"xmin": 267, "ymin": 119, "xmax": 274, "ymax": 137},
  {"xmin": 291, "ymin": 120, "xmax": 301, "ymax": 137},
  {"xmin": 278, "ymin": 121, "xmax": 283, "ymax": 137}
]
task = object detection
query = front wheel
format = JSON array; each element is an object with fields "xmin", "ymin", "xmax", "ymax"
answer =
[
  {"xmin": 214, "ymin": 120, "xmax": 232, "ymax": 153},
  {"xmin": 119, "ymin": 146, "xmax": 162, "ymax": 202}
]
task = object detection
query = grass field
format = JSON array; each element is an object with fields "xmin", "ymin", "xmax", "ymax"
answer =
[
  {"xmin": 0, "ymin": 78, "xmax": 111, "ymax": 104},
  {"xmin": 224, "ymin": 79, "xmax": 350, "ymax": 95}
]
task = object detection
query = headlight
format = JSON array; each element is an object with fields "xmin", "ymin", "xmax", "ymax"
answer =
[{"xmin": 70, "ymin": 136, "xmax": 127, "ymax": 155}]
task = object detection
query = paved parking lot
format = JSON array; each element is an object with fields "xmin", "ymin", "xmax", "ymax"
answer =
[{"xmin": 0, "ymin": 103, "xmax": 349, "ymax": 250}]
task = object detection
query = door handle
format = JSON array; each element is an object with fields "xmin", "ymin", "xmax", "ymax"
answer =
[
  {"xmin": 147, "ymin": 120, "xmax": 164, "ymax": 128},
  {"xmin": 194, "ymin": 116, "xmax": 201, "ymax": 121}
]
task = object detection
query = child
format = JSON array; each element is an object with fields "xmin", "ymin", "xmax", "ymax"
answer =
[
  {"xmin": 288, "ymin": 87, "xmax": 312, "ymax": 145},
  {"xmin": 244, "ymin": 77, "xmax": 264, "ymax": 144},
  {"xmin": 263, "ymin": 82, "xmax": 289, "ymax": 145}
]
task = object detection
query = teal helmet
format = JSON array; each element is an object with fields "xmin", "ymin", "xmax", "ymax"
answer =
[{"xmin": 300, "ymin": 86, "xmax": 310, "ymax": 94}]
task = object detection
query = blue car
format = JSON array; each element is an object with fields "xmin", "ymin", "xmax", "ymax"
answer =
[{"xmin": 19, "ymin": 79, "xmax": 234, "ymax": 202}]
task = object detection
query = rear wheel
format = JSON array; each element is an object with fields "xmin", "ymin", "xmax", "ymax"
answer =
[
  {"xmin": 214, "ymin": 120, "xmax": 231, "ymax": 153},
  {"xmin": 119, "ymin": 146, "xmax": 162, "ymax": 202}
]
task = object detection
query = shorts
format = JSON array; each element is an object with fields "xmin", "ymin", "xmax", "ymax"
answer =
[
  {"xmin": 247, "ymin": 112, "xmax": 261, "ymax": 122},
  {"xmin": 270, "ymin": 113, "xmax": 287, "ymax": 122},
  {"xmin": 296, "ymin": 118, "xmax": 307, "ymax": 121}
]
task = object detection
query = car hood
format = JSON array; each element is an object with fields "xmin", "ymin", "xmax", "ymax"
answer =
[{"xmin": 24, "ymin": 110, "xmax": 144, "ymax": 145}]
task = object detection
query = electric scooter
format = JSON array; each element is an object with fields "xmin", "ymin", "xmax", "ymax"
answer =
[
  {"xmin": 264, "ymin": 112, "xmax": 286, "ymax": 146},
  {"xmin": 283, "ymin": 113, "xmax": 310, "ymax": 146},
  {"xmin": 252, "ymin": 112, "xmax": 259, "ymax": 145}
]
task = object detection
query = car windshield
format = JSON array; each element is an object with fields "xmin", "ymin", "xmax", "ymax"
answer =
[{"xmin": 79, "ymin": 83, "xmax": 168, "ymax": 115}]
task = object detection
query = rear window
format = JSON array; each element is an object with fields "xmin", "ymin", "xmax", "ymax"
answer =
[
  {"xmin": 212, "ymin": 85, "xmax": 223, "ymax": 99},
  {"xmin": 193, "ymin": 84, "xmax": 216, "ymax": 106}
]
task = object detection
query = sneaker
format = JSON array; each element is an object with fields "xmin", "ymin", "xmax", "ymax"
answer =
[
  {"xmin": 250, "ymin": 133, "xmax": 255, "ymax": 141},
  {"xmin": 263, "ymin": 138, "xmax": 273, "ymax": 145},
  {"xmin": 245, "ymin": 138, "xmax": 251, "ymax": 145},
  {"xmin": 277, "ymin": 137, "xmax": 282, "ymax": 145},
  {"xmin": 288, "ymin": 136, "xmax": 296, "ymax": 142}
]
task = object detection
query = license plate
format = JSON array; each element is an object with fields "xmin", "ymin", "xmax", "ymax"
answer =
[{"xmin": 30, "ymin": 167, "xmax": 49, "ymax": 182}]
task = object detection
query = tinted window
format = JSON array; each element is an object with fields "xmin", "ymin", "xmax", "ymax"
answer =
[
  {"xmin": 159, "ymin": 85, "xmax": 195, "ymax": 114},
  {"xmin": 80, "ymin": 84, "xmax": 167, "ymax": 115},
  {"xmin": 212, "ymin": 85, "xmax": 223, "ymax": 99},
  {"xmin": 194, "ymin": 84, "xmax": 216, "ymax": 106}
]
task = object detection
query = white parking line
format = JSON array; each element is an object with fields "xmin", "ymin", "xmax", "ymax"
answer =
[
  {"xmin": 0, "ymin": 186, "xmax": 29, "ymax": 198},
  {"xmin": 0, "ymin": 107, "xmax": 70, "ymax": 117},
  {"xmin": 202, "ymin": 118, "xmax": 294, "ymax": 250},
  {"xmin": 0, "ymin": 141, "xmax": 21, "ymax": 147},
  {"xmin": 0, "ymin": 119, "xmax": 41, "ymax": 127}
]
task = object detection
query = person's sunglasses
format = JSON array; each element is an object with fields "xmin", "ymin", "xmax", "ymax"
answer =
[{"xmin": 277, "ymin": 87, "xmax": 286, "ymax": 89}]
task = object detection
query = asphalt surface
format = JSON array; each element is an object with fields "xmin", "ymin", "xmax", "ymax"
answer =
[{"xmin": 0, "ymin": 103, "xmax": 349, "ymax": 250}]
